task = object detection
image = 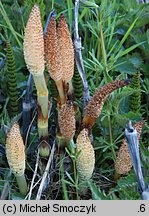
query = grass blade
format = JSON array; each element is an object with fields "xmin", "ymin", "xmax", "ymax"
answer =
[{"xmin": 0, "ymin": 2, "xmax": 22, "ymax": 47}]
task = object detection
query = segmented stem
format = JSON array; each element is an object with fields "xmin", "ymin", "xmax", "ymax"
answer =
[
  {"xmin": 129, "ymin": 72, "xmax": 141, "ymax": 114},
  {"xmin": 72, "ymin": 66, "xmax": 83, "ymax": 99},
  {"xmin": 6, "ymin": 41, "xmax": 19, "ymax": 116}
]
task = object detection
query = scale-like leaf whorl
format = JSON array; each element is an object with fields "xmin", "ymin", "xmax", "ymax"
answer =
[
  {"xmin": 24, "ymin": 4, "xmax": 44, "ymax": 75},
  {"xmin": 57, "ymin": 14, "xmax": 74, "ymax": 83},
  {"xmin": 72, "ymin": 65, "xmax": 83, "ymax": 99},
  {"xmin": 115, "ymin": 121, "xmax": 144, "ymax": 175},
  {"xmin": 83, "ymin": 79, "xmax": 131, "ymax": 128},
  {"xmin": 45, "ymin": 16, "xmax": 62, "ymax": 81},
  {"xmin": 6, "ymin": 41, "xmax": 19, "ymax": 116},
  {"xmin": 6, "ymin": 123, "xmax": 25, "ymax": 176},
  {"xmin": 129, "ymin": 72, "xmax": 141, "ymax": 113},
  {"xmin": 76, "ymin": 128, "xmax": 95, "ymax": 180},
  {"xmin": 58, "ymin": 101, "xmax": 76, "ymax": 140}
]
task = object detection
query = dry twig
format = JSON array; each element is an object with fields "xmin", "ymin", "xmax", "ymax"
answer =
[
  {"xmin": 36, "ymin": 143, "xmax": 55, "ymax": 200},
  {"xmin": 27, "ymin": 148, "xmax": 40, "ymax": 200}
]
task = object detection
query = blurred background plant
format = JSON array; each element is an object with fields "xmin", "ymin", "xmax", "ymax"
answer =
[{"xmin": 0, "ymin": 0, "xmax": 149, "ymax": 200}]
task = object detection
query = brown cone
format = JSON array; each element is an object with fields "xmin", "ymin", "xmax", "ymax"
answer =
[
  {"xmin": 57, "ymin": 14, "xmax": 74, "ymax": 83},
  {"xmin": 83, "ymin": 80, "xmax": 130, "ymax": 128},
  {"xmin": 76, "ymin": 128, "xmax": 95, "ymax": 180},
  {"xmin": 115, "ymin": 121, "xmax": 144, "ymax": 175},
  {"xmin": 24, "ymin": 4, "xmax": 44, "ymax": 75},
  {"xmin": 6, "ymin": 123, "xmax": 25, "ymax": 176},
  {"xmin": 58, "ymin": 101, "xmax": 76, "ymax": 140},
  {"xmin": 45, "ymin": 16, "xmax": 63, "ymax": 81}
]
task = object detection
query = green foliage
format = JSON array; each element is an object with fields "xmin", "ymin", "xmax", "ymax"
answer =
[
  {"xmin": 0, "ymin": 1, "xmax": 22, "ymax": 47},
  {"xmin": 6, "ymin": 41, "xmax": 19, "ymax": 116},
  {"xmin": 129, "ymin": 72, "xmax": 141, "ymax": 114},
  {"xmin": 115, "ymin": 172, "xmax": 141, "ymax": 200},
  {"xmin": 114, "ymin": 53, "xmax": 143, "ymax": 74},
  {"xmin": 88, "ymin": 181, "xmax": 112, "ymax": 200},
  {"xmin": 0, "ymin": 0, "xmax": 149, "ymax": 200}
]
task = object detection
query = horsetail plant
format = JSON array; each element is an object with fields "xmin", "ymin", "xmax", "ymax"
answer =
[
  {"xmin": 129, "ymin": 71, "xmax": 141, "ymax": 114},
  {"xmin": 6, "ymin": 41, "xmax": 19, "ymax": 116},
  {"xmin": 44, "ymin": 16, "xmax": 65, "ymax": 105},
  {"xmin": 58, "ymin": 100, "xmax": 76, "ymax": 141},
  {"xmin": 115, "ymin": 121, "xmax": 144, "ymax": 177},
  {"xmin": 24, "ymin": 4, "xmax": 49, "ymax": 157},
  {"xmin": 76, "ymin": 128, "xmax": 95, "ymax": 180},
  {"xmin": 72, "ymin": 65, "xmax": 83, "ymax": 100},
  {"xmin": 57, "ymin": 14, "xmax": 74, "ymax": 91},
  {"xmin": 45, "ymin": 14, "xmax": 74, "ymax": 102},
  {"xmin": 57, "ymin": 15, "xmax": 75, "ymax": 141},
  {"xmin": 45, "ymin": 13, "xmax": 76, "ymax": 145},
  {"xmin": 83, "ymin": 79, "xmax": 131, "ymax": 129},
  {"xmin": 6, "ymin": 123, "xmax": 28, "ymax": 195}
]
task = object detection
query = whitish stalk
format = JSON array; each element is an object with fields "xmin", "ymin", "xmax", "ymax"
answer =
[
  {"xmin": 23, "ymin": 5, "xmax": 50, "ymax": 157},
  {"xmin": 33, "ymin": 74, "xmax": 49, "ymax": 157}
]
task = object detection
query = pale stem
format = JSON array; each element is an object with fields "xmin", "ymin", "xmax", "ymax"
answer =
[{"xmin": 16, "ymin": 174, "xmax": 28, "ymax": 196}]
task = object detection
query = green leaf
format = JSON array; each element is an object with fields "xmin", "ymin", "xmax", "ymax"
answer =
[
  {"xmin": 88, "ymin": 181, "xmax": 102, "ymax": 200},
  {"xmin": 0, "ymin": 2, "xmax": 22, "ymax": 47},
  {"xmin": 81, "ymin": 0, "xmax": 99, "ymax": 8},
  {"xmin": 114, "ymin": 58, "xmax": 136, "ymax": 74},
  {"xmin": 88, "ymin": 181, "xmax": 113, "ymax": 200},
  {"xmin": 87, "ymin": 21, "xmax": 99, "ymax": 39},
  {"xmin": 129, "ymin": 54, "xmax": 143, "ymax": 68},
  {"xmin": 65, "ymin": 171, "xmax": 75, "ymax": 185},
  {"xmin": 114, "ymin": 15, "xmax": 141, "ymax": 56},
  {"xmin": 116, "ymin": 41, "xmax": 146, "ymax": 59}
]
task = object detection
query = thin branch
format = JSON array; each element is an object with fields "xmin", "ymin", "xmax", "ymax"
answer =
[
  {"xmin": 27, "ymin": 148, "xmax": 40, "ymax": 200},
  {"xmin": 74, "ymin": 0, "xmax": 90, "ymax": 108},
  {"xmin": 36, "ymin": 142, "xmax": 55, "ymax": 200}
]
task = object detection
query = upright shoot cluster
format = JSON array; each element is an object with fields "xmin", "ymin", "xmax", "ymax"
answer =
[
  {"xmin": 23, "ymin": 4, "xmax": 132, "ymax": 183},
  {"xmin": 44, "ymin": 13, "xmax": 75, "ymax": 142}
]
